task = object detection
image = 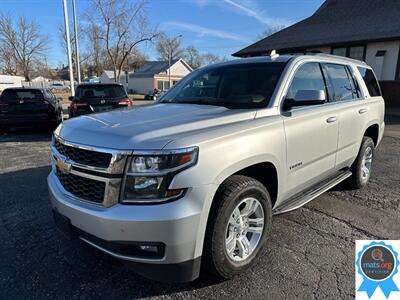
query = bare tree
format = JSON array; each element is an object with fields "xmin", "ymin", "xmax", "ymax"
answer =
[
  {"xmin": 0, "ymin": 13, "xmax": 49, "ymax": 81},
  {"xmin": 86, "ymin": 23, "xmax": 105, "ymax": 76},
  {"xmin": 201, "ymin": 52, "xmax": 227, "ymax": 66},
  {"xmin": 258, "ymin": 25, "xmax": 286, "ymax": 39},
  {"xmin": 59, "ymin": 23, "xmax": 90, "ymax": 79},
  {"xmin": 0, "ymin": 47, "xmax": 18, "ymax": 75},
  {"xmin": 183, "ymin": 45, "xmax": 203, "ymax": 69},
  {"xmin": 87, "ymin": 0, "xmax": 157, "ymax": 82},
  {"xmin": 156, "ymin": 33, "xmax": 183, "ymax": 61}
]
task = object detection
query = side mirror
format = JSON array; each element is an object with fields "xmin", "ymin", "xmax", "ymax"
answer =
[
  {"xmin": 68, "ymin": 96, "xmax": 74, "ymax": 101},
  {"xmin": 284, "ymin": 90, "xmax": 326, "ymax": 110}
]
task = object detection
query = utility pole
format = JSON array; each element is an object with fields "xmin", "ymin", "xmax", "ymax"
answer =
[
  {"xmin": 62, "ymin": 0, "xmax": 75, "ymax": 95},
  {"xmin": 168, "ymin": 34, "xmax": 182, "ymax": 89},
  {"xmin": 72, "ymin": 0, "xmax": 81, "ymax": 84}
]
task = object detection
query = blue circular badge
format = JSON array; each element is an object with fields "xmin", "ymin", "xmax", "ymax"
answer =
[{"xmin": 357, "ymin": 241, "xmax": 400, "ymax": 298}]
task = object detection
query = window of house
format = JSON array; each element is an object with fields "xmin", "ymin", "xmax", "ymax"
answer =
[
  {"xmin": 323, "ymin": 64, "xmax": 355, "ymax": 101},
  {"xmin": 286, "ymin": 63, "xmax": 327, "ymax": 101},
  {"xmin": 332, "ymin": 47, "xmax": 347, "ymax": 57},
  {"xmin": 357, "ymin": 67, "xmax": 382, "ymax": 97},
  {"xmin": 331, "ymin": 46, "xmax": 365, "ymax": 61},
  {"xmin": 157, "ymin": 80, "xmax": 170, "ymax": 91},
  {"xmin": 348, "ymin": 46, "xmax": 365, "ymax": 60}
]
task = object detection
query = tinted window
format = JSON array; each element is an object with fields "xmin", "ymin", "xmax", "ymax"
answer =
[
  {"xmin": 0, "ymin": 89, "xmax": 44, "ymax": 102},
  {"xmin": 160, "ymin": 62, "xmax": 286, "ymax": 109},
  {"xmin": 287, "ymin": 63, "xmax": 326, "ymax": 101},
  {"xmin": 324, "ymin": 64, "xmax": 354, "ymax": 101},
  {"xmin": 76, "ymin": 85, "xmax": 127, "ymax": 99},
  {"xmin": 357, "ymin": 67, "xmax": 381, "ymax": 97}
]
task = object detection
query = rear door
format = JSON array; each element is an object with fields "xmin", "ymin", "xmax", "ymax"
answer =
[
  {"xmin": 321, "ymin": 63, "xmax": 369, "ymax": 169},
  {"xmin": 0, "ymin": 89, "xmax": 49, "ymax": 117},
  {"xmin": 282, "ymin": 62, "xmax": 339, "ymax": 197},
  {"xmin": 76, "ymin": 85, "xmax": 128, "ymax": 113}
]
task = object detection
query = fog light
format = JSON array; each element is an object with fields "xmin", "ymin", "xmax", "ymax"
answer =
[{"xmin": 139, "ymin": 245, "xmax": 158, "ymax": 253}]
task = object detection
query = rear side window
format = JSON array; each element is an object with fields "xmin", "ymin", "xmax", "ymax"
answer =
[
  {"xmin": 76, "ymin": 85, "xmax": 127, "ymax": 99},
  {"xmin": 357, "ymin": 67, "xmax": 381, "ymax": 97},
  {"xmin": 323, "ymin": 64, "xmax": 355, "ymax": 101},
  {"xmin": 286, "ymin": 63, "xmax": 326, "ymax": 101},
  {"xmin": 0, "ymin": 89, "xmax": 44, "ymax": 102}
]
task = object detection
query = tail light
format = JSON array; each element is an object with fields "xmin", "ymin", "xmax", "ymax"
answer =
[
  {"xmin": 71, "ymin": 101, "xmax": 87, "ymax": 112},
  {"xmin": 118, "ymin": 98, "xmax": 133, "ymax": 107}
]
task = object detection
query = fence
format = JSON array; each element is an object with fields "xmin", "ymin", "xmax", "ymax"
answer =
[{"xmin": 21, "ymin": 80, "xmax": 71, "ymax": 89}]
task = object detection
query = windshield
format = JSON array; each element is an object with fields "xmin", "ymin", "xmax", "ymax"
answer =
[
  {"xmin": 160, "ymin": 62, "xmax": 286, "ymax": 108},
  {"xmin": 76, "ymin": 85, "xmax": 127, "ymax": 99}
]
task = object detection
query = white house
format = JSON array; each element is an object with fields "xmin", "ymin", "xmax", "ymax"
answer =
[
  {"xmin": 128, "ymin": 58, "xmax": 192, "ymax": 95},
  {"xmin": 0, "ymin": 74, "xmax": 24, "ymax": 91},
  {"xmin": 31, "ymin": 76, "xmax": 51, "ymax": 83},
  {"xmin": 234, "ymin": 0, "xmax": 400, "ymax": 106}
]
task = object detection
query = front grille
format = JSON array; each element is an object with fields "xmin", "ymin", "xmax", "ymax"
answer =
[
  {"xmin": 55, "ymin": 139, "xmax": 112, "ymax": 168},
  {"xmin": 56, "ymin": 167, "xmax": 105, "ymax": 203}
]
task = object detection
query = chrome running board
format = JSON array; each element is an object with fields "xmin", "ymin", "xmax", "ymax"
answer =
[{"xmin": 272, "ymin": 170, "xmax": 352, "ymax": 215}]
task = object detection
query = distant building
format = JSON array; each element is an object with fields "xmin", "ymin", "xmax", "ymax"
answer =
[
  {"xmin": 0, "ymin": 74, "xmax": 24, "ymax": 91},
  {"xmin": 234, "ymin": 0, "xmax": 400, "ymax": 106},
  {"xmin": 128, "ymin": 58, "xmax": 192, "ymax": 95}
]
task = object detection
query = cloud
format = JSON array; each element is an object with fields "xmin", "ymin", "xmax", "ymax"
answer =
[
  {"xmin": 186, "ymin": 0, "xmax": 291, "ymax": 28},
  {"xmin": 161, "ymin": 21, "xmax": 251, "ymax": 43},
  {"xmin": 223, "ymin": 0, "xmax": 287, "ymax": 27}
]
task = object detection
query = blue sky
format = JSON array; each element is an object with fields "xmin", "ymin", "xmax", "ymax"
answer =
[{"xmin": 0, "ymin": 0, "xmax": 324, "ymax": 67}]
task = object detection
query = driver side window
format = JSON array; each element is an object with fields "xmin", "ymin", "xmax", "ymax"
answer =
[{"xmin": 287, "ymin": 63, "xmax": 327, "ymax": 102}]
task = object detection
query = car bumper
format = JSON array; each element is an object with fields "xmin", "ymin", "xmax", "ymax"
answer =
[
  {"xmin": 47, "ymin": 171, "xmax": 210, "ymax": 282},
  {"xmin": 0, "ymin": 115, "xmax": 50, "ymax": 126}
]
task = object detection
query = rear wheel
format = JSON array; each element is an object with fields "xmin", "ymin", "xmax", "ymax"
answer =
[
  {"xmin": 347, "ymin": 136, "xmax": 375, "ymax": 189},
  {"xmin": 203, "ymin": 175, "xmax": 272, "ymax": 279}
]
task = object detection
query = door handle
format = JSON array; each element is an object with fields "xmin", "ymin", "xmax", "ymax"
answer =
[
  {"xmin": 358, "ymin": 108, "xmax": 368, "ymax": 114},
  {"xmin": 326, "ymin": 116, "xmax": 337, "ymax": 123}
]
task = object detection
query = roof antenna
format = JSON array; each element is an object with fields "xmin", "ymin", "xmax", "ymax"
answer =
[{"xmin": 270, "ymin": 50, "xmax": 279, "ymax": 59}]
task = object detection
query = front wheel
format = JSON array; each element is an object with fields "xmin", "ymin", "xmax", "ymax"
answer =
[
  {"xmin": 203, "ymin": 175, "xmax": 272, "ymax": 279},
  {"xmin": 347, "ymin": 136, "xmax": 375, "ymax": 189}
]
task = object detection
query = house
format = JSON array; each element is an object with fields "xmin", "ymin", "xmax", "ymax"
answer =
[
  {"xmin": 234, "ymin": 0, "xmax": 400, "ymax": 106},
  {"xmin": 128, "ymin": 58, "xmax": 192, "ymax": 95},
  {"xmin": 31, "ymin": 76, "xmax": 51, "ymax": 83},
  {"xmin": 100, "ymin": 70, "xmax": 129, "ymax": 88},
  {"xmin": 100, "ymin": 70, "xmax": 117, "ymax": 83},
  {"xmin": 0, "ymin": 74, "xmax": 24, "ymax": 91}
]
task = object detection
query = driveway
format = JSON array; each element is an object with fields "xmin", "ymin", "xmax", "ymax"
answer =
[{"xmin": 0, "ymin": 117, "xmax": 399, "ymax": 299}]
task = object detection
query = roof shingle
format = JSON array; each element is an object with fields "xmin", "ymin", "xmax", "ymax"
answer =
[{"xmin": 234, "ymin": 0, "xmax": 400, "ymax": 57}]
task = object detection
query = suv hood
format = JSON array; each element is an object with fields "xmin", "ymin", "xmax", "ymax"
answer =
[{"xmin": 57, "ymin": 103, "xmax": 256, "ymax": 150}]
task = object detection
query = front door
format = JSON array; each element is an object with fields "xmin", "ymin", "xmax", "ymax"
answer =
[{"xmin": 282, "ymin": 62, "xmax": 339, "ymax": 197}]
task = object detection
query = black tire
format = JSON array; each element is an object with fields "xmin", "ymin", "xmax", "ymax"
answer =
[
  {"xmin": 347, "ymin": 136, "xmax": 375, "ymax": 189},
  {"xmin": 202, "ymin": 175, "xmax": 272, "ymax": 279}
]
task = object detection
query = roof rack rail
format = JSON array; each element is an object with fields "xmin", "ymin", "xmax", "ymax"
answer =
[{"xmin": 287, "ymin": 51, "xmax": 367, "ymax": 64}]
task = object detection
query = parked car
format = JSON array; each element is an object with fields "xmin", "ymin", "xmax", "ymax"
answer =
[
  {"xmin": 0, "ymin": 87, "xmax": 63, "ymax": 130},
  {"xmin": 50, "ymin": 83, "xmax": 70, "ymax": 91},
  {"xmin": 48, "ymin": 54, "xmax": 384, "ymax": 282},
  {"xmin": 68, "ymin": 83, "xmax": 133, "ymax": 118}
]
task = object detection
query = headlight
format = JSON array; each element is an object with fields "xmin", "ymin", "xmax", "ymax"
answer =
[{"xmin": 121, "ymin": 147, "xmax": 198, "ymax": 203}]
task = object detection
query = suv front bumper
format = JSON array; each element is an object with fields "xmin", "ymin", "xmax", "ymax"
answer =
[{"xmin": 47, "ymin": 171, "xmax": 211, "ymax": 282}]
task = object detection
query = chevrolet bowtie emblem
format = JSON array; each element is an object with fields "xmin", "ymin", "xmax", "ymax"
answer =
[{"xmin": 56, "ymin": 158, "xmax": 72, "ymax": 174}]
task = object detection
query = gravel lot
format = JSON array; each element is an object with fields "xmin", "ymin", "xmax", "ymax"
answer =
[{"xmin": 0, "ymin": 117, "xmax": 399, "ymax": 299}]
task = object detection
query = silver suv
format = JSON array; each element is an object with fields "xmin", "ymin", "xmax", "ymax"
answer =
[{"xmin": 48, "ymin": 54, "xmax": 384, "ymax": 282}]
